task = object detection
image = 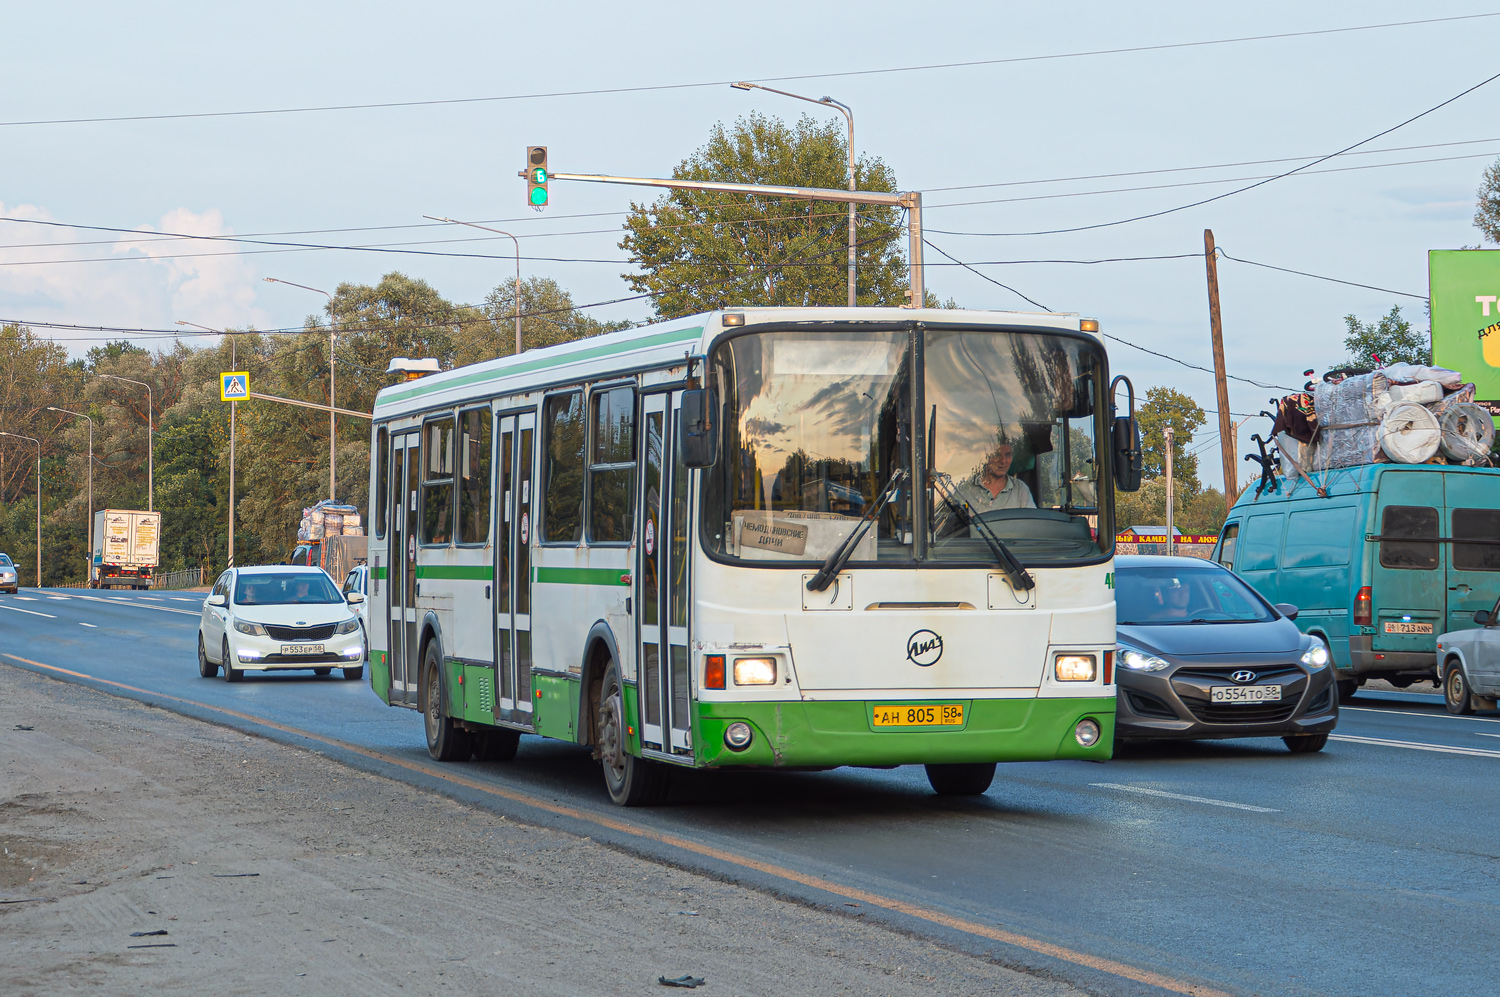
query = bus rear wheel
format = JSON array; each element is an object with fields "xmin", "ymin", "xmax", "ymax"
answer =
[
  {"xmin": 422, "ymin": 643, "xmax": 471, "ymax": 761},
  {"xmin": 925, "ymin": 762, "xmax": 996, "ymax": 796},
  {"xmin": 597, "ymin": 661, "xmax": 667, "ymax": 806}
]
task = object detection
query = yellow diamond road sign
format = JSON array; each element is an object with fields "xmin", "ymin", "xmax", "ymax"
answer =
[{"xmin": 220, "ymin": 371, "xmax": 249, "ymax": 402}]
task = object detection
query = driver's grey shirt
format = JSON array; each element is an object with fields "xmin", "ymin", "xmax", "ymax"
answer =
[{"xmin": 952, "ymin": 477, "xmax": 1036, "ymax": 512}]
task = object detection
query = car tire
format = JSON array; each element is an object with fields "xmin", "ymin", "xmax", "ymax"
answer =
[
  {"xmin": 925, "ymin": 762, "xmax": 997, "ymax": 796},
  {"xmin": 197, "ymin": 635, "xmax": 218, "ymax": 678},
  {"xmin": 472, "ymin": 728, "xmax": 521, "ymax": 762},
  {"xmin": 342, "ymin": 666, "xmax": 364, "ymax": 681},
  {"xmin": 422, "ymin": 642, "xmax": 470, "ymax": 762},
  {"xmin": 223, "ymin": 637, "xmax": 242, "ymax": 683},
  {"xmin": 597, "ymin": 660, "xmax": 668, "ymax": 806},
  {"xmin": 314, "ymin": 667, "xmax": 332, "ymax": 676},
  {"xmin": 1444, "ymin": 661, "xmax": 1475, "ymax": 716},
  {"xmin": 1283, "ymin": 733, "xmax": 1329, "ymax": 753}
]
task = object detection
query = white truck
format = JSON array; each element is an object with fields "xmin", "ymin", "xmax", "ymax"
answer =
[{"xmin": 91, "ymin": 509, "xmax": 162, "ymax": 590}]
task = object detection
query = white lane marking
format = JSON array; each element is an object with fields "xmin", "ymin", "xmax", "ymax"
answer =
[
  {"xmin": 14, "ymin": 596, "xmax": 37, "ymax": 601},
  {"xmin": 167, "ymin": 597, "xmax": 199, "ymax": 603},
  {"xmin": 1330, "ymin": 734, "xmax": 1500, "ymax": 759},
  {"xmin": 79, "ymin": 622, "xmax": 98, "ymax": 628},
  {"xmin": 47, "ymin": 597, "xmax": 72, "ymax": 601},
  {"xmin": 1476, "ymin": 732, "xmax": 1500, "ymax": 739},
  {"xmin": 60, "ymin": 593, "xmax": 200, "ymax": 616},
  {"xmin": 0, "ymin": 604, "xmax": 57, "ymax": 618},
  {"xmin": 1343, "ymin": 706, "xmax": 1500, "ymax": 725},
  {"xmin": 1090, "ymin": 783, "xmax": 1279, "ymax": 813}
]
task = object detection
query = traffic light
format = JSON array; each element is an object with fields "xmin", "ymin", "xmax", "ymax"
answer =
[{"xmin": 526, "ymin": 146, "xmax": 548, "ymax": 209}]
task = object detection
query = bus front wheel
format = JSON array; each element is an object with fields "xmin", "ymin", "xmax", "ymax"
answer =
[
  {"xmin": 423, "ymin": 643, "xmax": 471, "ymax": 761},
  {"xmin": 596, "ymin": 661, "xmax": 668, "ymax": 806},
  {"xmin": 925, "ymin": 762, "xmax": 996, "ymax": 796}
]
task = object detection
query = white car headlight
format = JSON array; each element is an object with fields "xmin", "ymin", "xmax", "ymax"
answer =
[
  {"xmin": 1300, "ymin": 642, "xmax": 1330, "ymax": 669},
  {"xmin": 233, "ymin": 620, "xmax": 267, "ymax": 636},
  {"xmin": 335, "ymin": 617, "xmax": 361, "ymax": 635},
  {"xmin": 1117, "ymin": 644, "xmax": 1170, "ymax": 672}
]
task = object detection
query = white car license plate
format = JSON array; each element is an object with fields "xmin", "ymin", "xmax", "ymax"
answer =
[
  {"xmin": 281, "ymin": 644, "xmax": 325, "ymax": 656},
  {"xmin": 1210, "ymin": 685, "xmax": 1282, "ymax": 704},
  {"xmin": 1383, "ymin": 621, "xmax": 1433, "ymax": 635}
]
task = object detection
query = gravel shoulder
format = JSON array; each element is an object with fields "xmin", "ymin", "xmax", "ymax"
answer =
[{"xmin": 0, "ymin": 663, "xmax": 1083, "ymax": 997}]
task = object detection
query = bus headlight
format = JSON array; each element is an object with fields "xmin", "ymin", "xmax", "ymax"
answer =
[
  {"xmin": 1074, "ymin": 719, "xmax": 1102, "ymax": 747},
  {"xmin": 724, "ymin": 722, "xmax": 754, "ymax": 751},
  {"xmin": 733, "ymin": 657, "xmax": 777, "ymax": 685},
  {"xmin": 1054, "ymin": 654, "xmax": 1097, "ymax": 682}
]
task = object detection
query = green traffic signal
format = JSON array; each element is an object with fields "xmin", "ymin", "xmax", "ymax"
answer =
[
  {"xmin": 530, "ymin": 166, "xmax": 547, "ymax": 184},
  {"xmin": 530, "ymin": 186, "xmax": 549, "ymax": 206}
]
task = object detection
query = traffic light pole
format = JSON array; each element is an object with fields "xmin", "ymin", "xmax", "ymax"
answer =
[{"xmin": 548, "ymin": 172, "xmax": 925, "ymax": 307}]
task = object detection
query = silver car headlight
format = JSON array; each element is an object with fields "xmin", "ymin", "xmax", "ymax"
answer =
[
  {"xmin": 1299, "ymin": 642, "xmax": 1330, "ymax": 669},
  {"xmin": 335, "ymin": 616, "xmax": 361, "ymax": 635},
  {"xmin": 233, "ymin": 620, "xmax": 267, "ymax": 636},
  {"xmin": 1116, "ymin": 643, "xmax": 1170, "ymax": 673}
]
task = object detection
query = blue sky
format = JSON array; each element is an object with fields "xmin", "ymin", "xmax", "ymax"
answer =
[{"xmin": 6, "ymin": 2, "xmax": 1499, "ymax": 488}]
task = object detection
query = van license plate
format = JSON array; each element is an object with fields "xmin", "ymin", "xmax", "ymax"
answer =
[
  {"xmin": 281, "ymin": 644, "xmax": 324, "ymax": 655},
  {"xmin": 873, "ymin": 704, "xmax": 964, "ymax": 727},
  {"xmin": 1383, "ymin": 621, "xmax": 1433, "ymax": 635},
  {"xmin": 1210, "ymin": 685, "xmax": 1282, "ymax": 704}
]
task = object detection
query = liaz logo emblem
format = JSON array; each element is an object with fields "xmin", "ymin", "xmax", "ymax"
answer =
[{"xmin": 906, "ymin": 629, "xmax": 944, "ymax": 666}]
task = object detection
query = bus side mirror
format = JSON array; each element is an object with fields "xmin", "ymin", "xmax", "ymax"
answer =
[
  {"xmin": 680, "ymin": 388, "xmax": 719, "ymax": 469},
  {"xmin": 1112, "ymin": 415, "xmax": 1142, "ymax": 492}
]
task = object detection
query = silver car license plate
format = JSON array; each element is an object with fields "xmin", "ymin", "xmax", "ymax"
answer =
[
  {"xmin": 281, "ymin": 643, "xmax": 325, "ymax": 655},
  {"xmin": 1210, "ymin": 685, "xmax": 1282, "ymax": 704}
]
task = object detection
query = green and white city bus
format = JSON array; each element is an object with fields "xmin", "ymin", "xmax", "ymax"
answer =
[{"xmin": 365, "ymin": 307, "xmax": 1140, "ymax": 805}]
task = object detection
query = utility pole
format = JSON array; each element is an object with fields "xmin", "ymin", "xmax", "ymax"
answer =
[
  {"xmin": 1164, "ymin": 425, "xmax": 1175, "ymax": 557},
  {"xmin": 1204, "ymin": 229, "xmax": 1237, "ymax": 498},
  {"xmin": 546, "ymin": 171, "xmax": 924, "ymax": 307}
]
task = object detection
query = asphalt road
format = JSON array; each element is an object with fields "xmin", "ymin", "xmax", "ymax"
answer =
[{"xmin": 6, "ymin": 586, "xmax": 1498, "ymax": 997}]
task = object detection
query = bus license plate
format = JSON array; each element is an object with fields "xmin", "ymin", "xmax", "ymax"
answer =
[
  {"xmin": 281, "ymin": 644, "xmax": 324, "ymax": 656},
  {"xmin": 873, "ymin": 704, "xmax": 964, "ymax": 727},
  {"xmin": 1383, "ymin": 621, "xmax": 1433, "ymax": 635},
  {"xmin": 1210, "ymin": 685, "xmax": 1282, "ymax": 704}
]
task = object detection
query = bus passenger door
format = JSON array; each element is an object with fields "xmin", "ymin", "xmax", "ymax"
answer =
[
  {"xmin": 637, "ymin": 393, "xmax": 692, "ymax": 756},
  {"xmin": 495, "ymin": 411, "xmax": 536, "ymax": 726},
  {"xmin": 388, "ymin": 431, "xmax": 420, "ymax": 707}
]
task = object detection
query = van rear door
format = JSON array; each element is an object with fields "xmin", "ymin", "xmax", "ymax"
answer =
[
  {"xmin": 1443, "ymin": 470, "xmax": 1500, "ymax": 635},
  {"xmin": 1372, "ymin": 470, "xmax": 1446, "ymax": 654}
]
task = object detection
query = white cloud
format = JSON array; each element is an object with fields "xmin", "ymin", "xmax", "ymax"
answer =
[{"xmin": 0, "ymin": 202, "xmax": 268, "ymax": 354}]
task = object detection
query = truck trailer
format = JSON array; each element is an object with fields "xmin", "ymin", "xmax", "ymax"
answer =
[{"xmin": 91, "ymin": 509, "xmax": 162, "ymax": 590}]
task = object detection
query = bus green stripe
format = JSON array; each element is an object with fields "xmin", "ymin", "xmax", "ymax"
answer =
[
  {"xmin": 533, "ymin": 566, "xmax": 630, "ymax": 587},
  {"xmin": 371, "ymin": 566, "xmax": 388, "ymax": 580},
  {"xmin": 415, "ymin": 564, "xmax": 494, "ymax": 580},
  {"xmin": 380, "ymin": 325, "xmax": 705, "ymax": 406}
]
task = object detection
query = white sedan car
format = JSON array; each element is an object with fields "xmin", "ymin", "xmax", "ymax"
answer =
[
  {"xmin": 1436, "ymin": 594, "xmax": 1500, "ymax": 715},
  {"xmin": 198, "ymin": 565, "xmax": 366, "ymax": 682}
]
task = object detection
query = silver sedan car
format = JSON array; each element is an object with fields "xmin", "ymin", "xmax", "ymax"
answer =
[{"xmin": 198, "ymin": 565, "xmax": 366, "ymax": 682}]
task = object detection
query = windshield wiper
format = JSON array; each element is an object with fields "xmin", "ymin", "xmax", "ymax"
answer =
[
  {"xmin": 806, "ymin": 468, "xmax": 907, "ymax": 592},
  {"xmin": 930, "ymin": 473, "xmax": 1035, "ymax": 592}
]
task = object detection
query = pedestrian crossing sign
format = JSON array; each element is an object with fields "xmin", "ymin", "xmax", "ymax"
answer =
[{"xmin": 220, "ymin": 371, "xmax": 250, "ymax": 402}]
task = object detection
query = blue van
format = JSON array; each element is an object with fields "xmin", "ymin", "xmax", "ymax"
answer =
[{"xmin": 1212, "ymin": 464, "xmax": 1500, "ymax": 698}]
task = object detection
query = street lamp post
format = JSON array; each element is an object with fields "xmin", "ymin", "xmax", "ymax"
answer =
[
  {"xmin": 0, "ymin": 432, "xmax": 41, "ymax": 588},
  {"xmin": 177, "ymin": 321, "xmax": 237, "ymax": 567},
  {"xmin": 263, "ymin": 278, "xmax": 338, "ymax": 501},
  {"xmin": 424, "ymin": 217, "xmax": 523, "ymax": 356},
  {"xmin": 46, "ymin": 407, "xmax": 93, "ymax": 579},
  {"xmin": 732, "ymin": 82, "xmax": 857, "ymax": 307},
  {"xmin": 95, "ymin": 373, "xmax": 153, "ymax": 511}
]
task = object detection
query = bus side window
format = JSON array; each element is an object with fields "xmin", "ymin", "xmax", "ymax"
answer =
[
  {"xmin": 588, "ymin": 386, "xmax": 636, "ymax": 544},
  {"xmin": 375, "ymin": 426, "xmax": 388, "ymax": 540},
  {"xmin": 458, "ymin": 408, "xmax": 491, "ymax": 545},
  {"xmin": 542, "ymin": 391, "xmax": 586, "ymax": 543},
  {"xmin": 1379, "ymin": 505, "xmax": 1438, "ymax": 570},
  {"xmin": 421, "ymin": 415, "xmax": 456, "ymax": 545},
  {"xmin": 1217, "ymin": 523, "xmax": 1238, "ymax": 570}
]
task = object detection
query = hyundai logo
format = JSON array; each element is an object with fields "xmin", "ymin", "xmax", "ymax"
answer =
[{"xmin": 1230, "ymin": 670, "xmax": 1257, "ymax": 684}]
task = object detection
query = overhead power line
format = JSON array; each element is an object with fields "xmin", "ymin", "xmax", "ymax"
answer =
[
  {"xmin": 1, "ymin": 13, "xmax": 1492, "ymax": 128},
  {"xmin": 1216, "ymin": 250, "xmax": 1427, "ymax": 299}
]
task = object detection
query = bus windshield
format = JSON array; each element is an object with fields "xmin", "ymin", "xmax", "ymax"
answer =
[{"xmin": 702, "ymin": 326, "xmax": 1109, "ymax": 566}]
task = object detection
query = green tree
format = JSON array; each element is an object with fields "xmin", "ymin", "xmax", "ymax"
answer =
[
  {"xmin": 1136, "ymin": 386, "xmax": 1206, "ymax": 492},
  {"xmin": 1474, "ymin": 157, "xmax": 1500, "ymax": 244},
  {"xmin": 1343, "ymin": 305, "xmax": 1430, "ymax": 367},
  {"xmin": 474, "ymin": 275, "xmax": 631, "ymax": 364},
  {"xmin": 621, "ymin": 113, "xmax": 913, "ymax": 317},
  {"xmin": 1113, "ymin": 480, "xmax": 1230, "ymax": 535}
]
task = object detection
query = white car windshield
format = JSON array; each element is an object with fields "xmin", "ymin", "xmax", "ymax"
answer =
[
  {"xmin": 0, "ymin": 554, "xmax": 12, "ymax": 566},
  {"xmin": 235, "ymin": 573, "xmax": 342, "ymax": 606}
]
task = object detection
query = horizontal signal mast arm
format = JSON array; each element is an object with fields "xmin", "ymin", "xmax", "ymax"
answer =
[
  {"xmin": 249, "ymin": 391, "xmax": 371, "ymax": 420},
  {"xmin": 550, "ymin": 172, "xmax": 917, "ymax": 209}
]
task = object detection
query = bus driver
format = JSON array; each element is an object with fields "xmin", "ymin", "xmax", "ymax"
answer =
[{"xmin": 953, "ymin": 440, "xmax": 1035, "ymax": 513}]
